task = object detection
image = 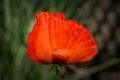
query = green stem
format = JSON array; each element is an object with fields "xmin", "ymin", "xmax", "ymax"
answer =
[{"xmin": 54, "ymin": 65, "xmax": 62, "ymax": 80}]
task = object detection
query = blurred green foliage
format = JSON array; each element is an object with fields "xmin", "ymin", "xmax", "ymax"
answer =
[
  {"xmin": 0, "ymin": 0, "xmax": 85, "ymax": 80},
  {"xmin": 0, "ymin": 0, "xmax": 120, "ymax": 80}
]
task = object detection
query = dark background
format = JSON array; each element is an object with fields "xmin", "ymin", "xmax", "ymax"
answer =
[{"xmin": 0, "ymin": 0, "xmax": 120, "ymax": 80}]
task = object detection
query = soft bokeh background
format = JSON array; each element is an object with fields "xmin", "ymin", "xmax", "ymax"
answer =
[{"xmin": 0, "ymin": 0, "xmax": 120, "ymax": 80}]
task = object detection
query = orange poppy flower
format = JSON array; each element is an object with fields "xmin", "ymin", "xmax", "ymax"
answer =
[{"xmin": 27, "ymin": 12, "xmax": 98, "ymax": 65}]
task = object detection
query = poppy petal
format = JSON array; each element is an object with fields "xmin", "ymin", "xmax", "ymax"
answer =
[
  {"xmin": 65, "ymin": 21, "xmax": 98, "ymax": 64},
  {"xmin": 46, "ymin": 16, "xmax": 70, "ymax": 64},
  {"xmin": 27, "ymin": 12, "xmax": 98, "ymax": 65},
  {"xmin": 28, "ymin": 23, "xmax": 53, "ymax": 64},
  {"xmin": 36, "ymin": 12, "xmax": 65, "ymax": 22},
  {"xmin": 27, "ymin": 24, "xmax": 43, "ymax": 64},
  {"xmin": 27, "ymin": 46, "xmax": 43, "ymax": 64}
]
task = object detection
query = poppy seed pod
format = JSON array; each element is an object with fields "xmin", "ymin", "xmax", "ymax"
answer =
[{"xmin": 27, "ymin": 12, "xmax": 98, "ymax": 65}]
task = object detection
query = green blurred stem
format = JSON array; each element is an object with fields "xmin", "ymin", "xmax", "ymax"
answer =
[
  {"xmin": 54, "ymin": 65, "xmax": 62, "ymax": 80},
  {"xmin": 3, "ymin": 0, "xmax": 11, "ymax": 29}
]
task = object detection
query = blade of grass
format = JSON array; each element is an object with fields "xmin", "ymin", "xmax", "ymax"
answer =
[
  {"xmin": 3, "ymin": 0, "xmax": 11, "ymax": 30},
  {"xmin": 73, "ymin": 57, "xmax": 120, "ymax": 80},
  {"xmin": 64, "ymin": 0, "xmax": 83, "ymax": 19},
  {"xmin": 55, "ymin": 0, "xmax": 67, "ymax": 11},
  {"xmin": 48, "ymin": 0, "xmax": 56, "ymax": 12}
]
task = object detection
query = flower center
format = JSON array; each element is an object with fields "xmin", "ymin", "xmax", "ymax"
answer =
[{"xmin": 52, "ymin": 49, "xmax": 69, "ymax": 65}]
